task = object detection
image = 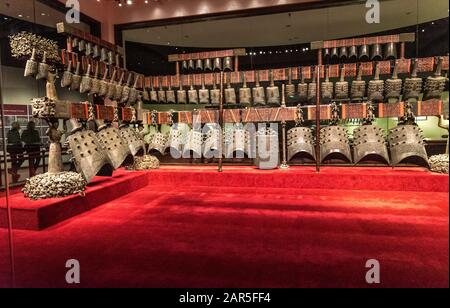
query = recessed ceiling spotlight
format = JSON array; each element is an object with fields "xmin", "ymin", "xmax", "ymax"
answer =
[
  {"xmin": 126, "ymin": 0, "xmax": 133, "ymax": 5},
  {"xmin": 18, "ymin": 14, "xmax": 23, "ymax": 18}
]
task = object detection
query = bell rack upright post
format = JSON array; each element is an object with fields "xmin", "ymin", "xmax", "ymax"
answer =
[{"xmin": 0, "ymin": 43, "xmax": 16, "ymax": 288}]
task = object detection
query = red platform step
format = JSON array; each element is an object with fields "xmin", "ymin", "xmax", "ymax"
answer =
[{"xmin": 1, "ymin": 166, "xmax": 448, "ymax": 231}]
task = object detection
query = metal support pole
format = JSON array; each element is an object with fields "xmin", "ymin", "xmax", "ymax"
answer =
[
  {"xmin": 315, "ymin": 49, "xmax": 323, "ymax": 172},
  {"xmin": 280, "ymin": 84, "xmax": 289, "ymax": 170},
  {"xmin": 218, "ymin": 71, "xmax": 224, "ymax": 172},
  {"xmin": 0, "ymin": 45, "xmax": 16, "ymax": 288}
]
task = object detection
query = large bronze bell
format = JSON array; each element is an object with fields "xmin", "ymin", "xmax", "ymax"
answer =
[
  {"xmin": 223, "ymin": 56, "xmax": 233, "ymax": 72},
  {"xmin": 359, "ymin": 44, "xmax": 370, "ymax": 61},
  {"xmin": 384, "ymin": 42, "xmax": 397, "ymax": 60},
  {"xmin": 371, "ymin": 44, "xmax": 383, "ymax": 61}
]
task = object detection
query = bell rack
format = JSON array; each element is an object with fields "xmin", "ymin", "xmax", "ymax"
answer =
[{"xmin": 57, "ymin": 22, "xmax": 124, "ymax": 56}]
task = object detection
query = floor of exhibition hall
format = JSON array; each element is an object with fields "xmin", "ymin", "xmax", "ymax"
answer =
[{"xmin": 0, "ymin": 166, "xmax": 448, "ymax": 288}]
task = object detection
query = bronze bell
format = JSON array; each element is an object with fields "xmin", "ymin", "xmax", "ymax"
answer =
[
  {"xmin": 204, "ymin": 58, "xmax": 213, "ymax": 72},
  {"xmin": 196, "ymin": 59, "xmax": 203, "ymax": 72},
  {"xmin": 213, "ymin": 58, "xmax": 222, "ymax": 72},
  {"xmin": 182, "ymin": 60, "xmax": 188, "ymax": 72},
  {"xmin": 331, "ymin": 47, "xmax": 339, "ymax": 62},
  {"xmin": 348, "ymin": 46, "xmax": 357, "ymax": 61},
  {"xmin": 188, "ymin": 59, "xmax": 195, "ymax": 72},
  {"xmin": 371, "ymin": 44, "xmax": 383, "ymax": 61},
  {"xmin": 339, "ymin": 46, "xmax": 348, "ymax": 61},
  {"xmin": 223, "ymin": 56, "xmax": 233, "ymax": 72},
  {"xmin": 359, "ymin": 44, "xmax": 369, "ymax": 61},
  {"xmin": 384, "ymin": 42, "xmax": 397, "ymax": 60},
  {"xmin": 324, "ymin": 48, "xmax": 331, "ymax": 62}
]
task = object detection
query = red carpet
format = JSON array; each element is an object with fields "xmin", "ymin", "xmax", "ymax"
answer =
[{"xmin": 0, "ymin": 166, "xmax": 448, "ymax": 288}]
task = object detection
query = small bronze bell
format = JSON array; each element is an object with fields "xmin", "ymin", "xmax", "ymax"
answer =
[
  {"xmin": 321, "ymin": 66, "xmax": 334, "ymax": 102},
  {"xmin": 210, "ymin": 74, "xmax": 221, "ymax": 105},
  {"xmin": 371, "ymin": 44, "xmax": 383, "ymax": 61},
  {"xmin": 79, "ymin": 64, "xmax": 92, "ymax": 94},
  {"xmin": 188, "ymin": 75, "xmax": 199, "ymax": 104},
  {"xmin": 307, "ymin": 67, "xmax": 317, "ymax": 104},
  {"xmin": 106, "ymin": 69, "xmax": 117, "ymax": 99},
  {"xmin": 331, "ymin": 47, "xmax": 339, "ymax": 62},
  {"xmin": 224, "ymin": 72, "xmax": 237, "ymax": 105},
  {"xmin": 359, "ymin": 45, "xmax": 370, "ymax": 61},
  {"xmin": 114, "ymin": 71, "xmax": 125, "ymax": 101},
  {"xmin": 213, "ymin": 58, "xmax": 222, "ymax": 72},
  {"xmin": 239, "ymin": 73, "xmax": 252, "ymax": 106},
  {"xmin": 252, "ymin": 70, "xmax": 265, "ymax": 106},
  {"xmin": 70, "ymin": 61, "xmax": 82, "ymax": 91},
  {"xmin": 348, "ymin": 46, "xmax": 357, "ymax": 61},
  {"xmin": 199, "ymin": 74, "xmax": 210, "ymax": 104},
  {"xmin": 403, "ymin": 59, "xmax": 423, "ymax": 101},
  {"xmin": 339, "ymin": 47, "xmax": 348, "ymax": 61},
  {"xmin": 324, "ymin": 48, "xmax": 331, "ymax": 62},
  {"xmin": 384, "ymin": 42, "xmax": 397, "ymax": 60},
  {"xmin": 297, "ymin": 68, "xmax": 308, "ymax": 104},
  {"xmin": 188, "ymin": 59, "xmax": 195, "ymax": 72},
  {"xmin": 92, "ymin": 44, "xmax": 100, "ymax": 59},
  {"xmin": 223, "ymin": 57, "xmax": 233, "ymax": 72},
  {"xmin": 367, "ymin": 62, "xmax": 384, "ymax": 102},
  {"xmin": 166, "ymin": 78, "xmax": 176, "ymax": 104},
  {"xmin": 120, "ymin": 73, "xmax": 133, "ymax": 103},
  {"xmin": 99, "ymin": 67, "xmax": 109, "ymax": 97},
  {"xmin": 24, "ymin": 48, "xmax": 38, "ymax": 77},
  {"xmin": 196, "ymin": 59, "xmax": 204, "ymax": 72},
  {"xmin": 266, "ymin": 69, "xmax": 280, "ymax": 106},
  {"xmin": 157, "ymin": 77, "xmax": 167, "ymax": 104},
  {"xmin": 85, "ymin": 42, "xmax": 93, "ymax": 56},
  {"xmin": 204, "ymin": 58, "xmax": 213, "ymax": 72},
  {"xmin": 36, "ymin": 51, "xmax": 49, "ymax": 80},
  {"xmin": 61, "ymin": 60, "xmax": 73, "ymax": 88},
  {"xmin": 182, "ymin": 61, "xmax": 188, "ymax": 72},
  {"xmin": 177, "ymin": 77, "xmax": 187, "ymax": 104},
  {"xmin": 101, "ymin": 48, "xmax": 108, "ymax": 62},
  {"xmin": 285, "ymin": 67, "xmax": 296, "ymax": 99}
]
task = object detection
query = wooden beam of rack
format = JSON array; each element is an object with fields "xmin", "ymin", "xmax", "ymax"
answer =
[
  {"xmin": 56, "ymin": 22, "xmax": 124, "ymax": 55},
  {"xmin": 168, "ymin": 49, "xmax": 246, "ymax": 62},
  {"xmin": 311, "ymin": 33, "xmax": 416, "ymax": 50},
  {"xmin": 145, "ymin": 56, "xmax": 448, "ymax": 88},
  {"xmin": 142, "ymin": 100, "xmax": 445, "ymax": 125}
]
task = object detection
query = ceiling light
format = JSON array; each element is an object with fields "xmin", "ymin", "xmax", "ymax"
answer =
[
  {"xmin": 127, "ymin": 0, "xmax": 133, "ymax": 5},
  {"xmin": 18, "ymin": 14, "xmax": 23, "ymax": 18}
]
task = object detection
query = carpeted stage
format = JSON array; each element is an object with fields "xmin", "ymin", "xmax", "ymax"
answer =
[{"xmin": 0, "ymin": 166, "xmax": 448, "ymax": 288}]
